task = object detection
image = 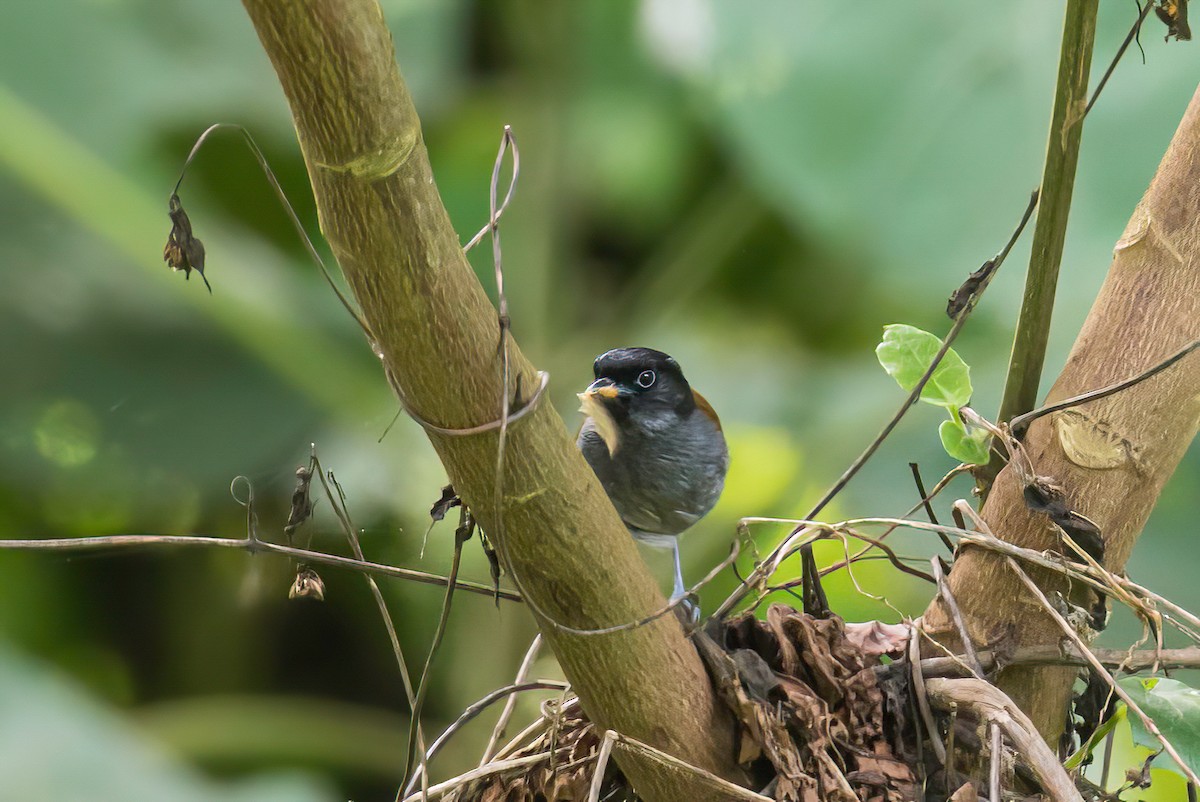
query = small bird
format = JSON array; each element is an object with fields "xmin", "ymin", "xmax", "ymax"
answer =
[{"xmin": 577, "ymin": 347, "xmax": 729, "ymax": 600}]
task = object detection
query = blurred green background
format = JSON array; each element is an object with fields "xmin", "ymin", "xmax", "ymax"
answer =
[{"xmin": 1, "ymin": 1, "xmax": 1197, "ymax": 799}]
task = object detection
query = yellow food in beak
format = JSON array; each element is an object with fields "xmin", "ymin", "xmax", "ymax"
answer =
[{"xmin": 578, "ymin": 390, "xmax": 621, "ymax": 456}]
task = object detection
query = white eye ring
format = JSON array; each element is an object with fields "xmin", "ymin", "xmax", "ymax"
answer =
[{"xmin": 636, "ymin": 370, "xmax": 656, "ymax": 389}]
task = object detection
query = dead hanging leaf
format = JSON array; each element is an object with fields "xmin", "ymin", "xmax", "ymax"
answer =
[
  {"xmin": 801, "ymin": 543, "xmax": 831, "ymax": 618},
  {"xmin": 289, "ymin": 566, "xmax": 325, "ymax": 601},
  {"xmin": 481, "ymin": 532, "xmax": 503, "ymax": 606},
  {"xmin": 946, "ymin": 258, "xmax": 997, "ymax": 319},
  {"xmin": 430, "ymin": 484, "xmax": 461, "ymax": 522},
  {"xmin": 1155, "ymin": 0, "xmax": 1192, "ymax": 40},
  {"xmin": 163, "ymin": 193, "xmax": 211, "ymax": 292},
  {"xmin": 284, "ymin": 464, "xmax": 316, "ymax": 539}
]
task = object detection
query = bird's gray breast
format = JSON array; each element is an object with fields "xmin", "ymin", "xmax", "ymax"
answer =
[{"xmin": 578, "ymin": 411, "xmax": 728, "ymax": 537}]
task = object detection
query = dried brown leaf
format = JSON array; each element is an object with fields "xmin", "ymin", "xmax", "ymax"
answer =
[
  {"xmin": 163, "ymin": 193, "xmax": 211, "ymax": 292},
  {"xmin": 948, "ymin": 781, "xmax": 979, "ymax": 801},
  {"xmin": 844, "ymin": 621, "xmax": 911, "ymax": 660},
  {"xmin": 719, "ymin": 605, "xmax": 918, "ymax": 801}
]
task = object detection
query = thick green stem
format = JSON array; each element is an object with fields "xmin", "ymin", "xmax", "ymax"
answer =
[
  {"xmin": 997, "ymin": 0, "xmax": 1098, "ymax": 426},
  {"xmin": 238, "ymin": 1, "xmax": 744, "ymax": 799}
]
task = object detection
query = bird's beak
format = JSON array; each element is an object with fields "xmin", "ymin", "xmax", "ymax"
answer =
[{"xmin": 581, "ymin": 377, "xmax": 620, "ymax": 399}]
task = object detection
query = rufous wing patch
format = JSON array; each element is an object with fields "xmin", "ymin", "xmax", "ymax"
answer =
[{"xmin": 693, "ymin": 390, "xmax": 722, "ymax": 431}]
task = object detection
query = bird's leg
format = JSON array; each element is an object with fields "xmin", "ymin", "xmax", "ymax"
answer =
[
  {"xmin": 670, "ymin": 539, "xmax": 701, "ymax": 626},
  {"xmin": 670, "ymin": 539, "xmax": 686, "ymax": 600}
]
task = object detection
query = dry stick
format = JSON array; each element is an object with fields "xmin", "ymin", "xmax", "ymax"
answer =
[
  {"xmin": 752, "ymin": 517, "xmax": 935, "ymax": 589},
  {"xmin": 403, "ymin": 679, "xmax": 570, "ymax": 797},
  {"xmin": 0, "ymin": 533, "xmax": 519, "ymax": 601},
  {"xmin": 910, "ymin": 462, "xmax": 953, "ymax": 551},
  {"xmin": 809, "ymin": 464, "xmax": 972, "ymax": 585},
  {"xmin": 463, "ymin": 136, "xmax": 520, "ymax": 254},
  {"xmin": 753, "ymin": 550, "xmax": 933, "ymax": 611},
  {"xmin": 736, "ymin": 515, "xmax": 940, "ymax": 617},
  {"xmin": 956, "ymin": 497, "xmax": 1156, "ymax": 630},
  {"xmin": 1100, "ymin": 725, "xmax": 1117, "ymax": 792},
  {"xmin": 492, "ymin": 696, "xmax": 581, "ymax": 762},
  {"xmin": 931, "ymin": 557, "xmax": 985, "ymax": 678},
  {"xmin": 1117, "ymin": 578, "xmax": 1200, "ymax": 642},
  {"xmin": 1083, "ymin": 0, "xmax": 1154, "ymax": 118},
  {"xmin": 717, "ymin": 517, "xmax": 925, "ymax": 620},
  {"xmin": 1006, "ymin": 557, "xmax": 1200, "ymax": 786},
  {"xmin": 909, "ymin": 626, "xmax": 948, "ymax": 765},
  {"xmin": 588, "ymin": 731, "xmax": 617, "ymax": 802},
  {"xmin": 946, "ymin": 702, "xmax": 959, "ymax": 791},
  {"xmin": 480, "ymin": 634, "xmax": 543, "ymax": 765},
  {"xmin": 231, "ymin": 476, "xmax": 258, "ymax": 539},
  {"xmin": 490, "ymin": 125, "xmax": 515, "ymax": 562},
  {"xmin": 1056, "ymin": 528, "xmax": 1167, "ymax": 657},
  {"xmin": 989, "ymin": 722, "xmax": 1003, "ymax": 802},
  {"xmin": 312, "ymin": 459, "xmax": 432, "ymax": 798},
  {"xmin": 924, "ymin": 678, "xmax": 1083, "ymax": 802},
  {"xmin": 400, "ymin": 509, "xmax": 469, "ymax": 795},
  {"xmin": 836, "ymin": 528, "xmax": 936, "ymax": 583},
  {"xmin": 1009, "ymin": 336, "xmax": 1200, "ymax": 433},
  {"xmin": 904, "ymin": 645, "xmax": 1200, "ymax": 678}
]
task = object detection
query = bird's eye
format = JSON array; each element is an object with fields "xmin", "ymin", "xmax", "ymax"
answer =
[{"xmin": 636, "ymin": 370, "xmax": 656, "ymax": 389}]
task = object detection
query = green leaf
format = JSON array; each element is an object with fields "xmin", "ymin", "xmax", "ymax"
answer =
[
  {"xmin": 1120, "ymin": 677, "xmax": 1200, "ymax": 779},
  {"xmin": 875, "ymin": 324, "xmax": 973, "ymax": 410},
  {"xmin": 938, "ymin": 419, "xmax": 991, "ymax": 464},
  {"xmin": 1064, "ymin": 703, "xmax": 1127, "ymax": 770}
]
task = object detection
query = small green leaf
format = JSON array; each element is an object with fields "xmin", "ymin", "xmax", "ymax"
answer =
[
  {"xmin": 1120, "ymin": 677, "xmax": 1200, "ymax": 779},
  {"xmin": 1064, "ymin": 703, "xmax": 1127, "ymax": 770},
  {"xmin": 938, "ymin": 419, "xmax": 991, "ymax": 465},
  {"xmin": 875, "ymin": 324, "xmax": 972, "ymax": 410}
]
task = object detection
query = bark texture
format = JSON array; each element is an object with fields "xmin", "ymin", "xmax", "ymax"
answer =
[
  {"xmin": 923, "ymin": 84, "xmax": 1200, "ymax": 741},
  {"xmin": 239, "ymin": 1, "xmax": 744, "ymax": 798}
]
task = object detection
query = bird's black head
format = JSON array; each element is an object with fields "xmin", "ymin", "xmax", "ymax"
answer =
[{"xmin": 584, "ymin": 347, "xmax": 695, "ymax": 420}]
